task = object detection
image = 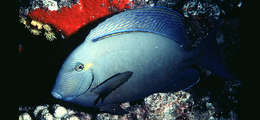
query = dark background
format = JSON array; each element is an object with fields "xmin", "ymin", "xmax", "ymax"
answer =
[{"xmin": 13, "ymin": 1, "xmax": 116, "ymax": 108}]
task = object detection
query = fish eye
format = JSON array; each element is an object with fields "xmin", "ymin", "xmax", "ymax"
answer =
[{"xmin": 74, "ymin": 63, "xmax": 84, "ymax": 72}]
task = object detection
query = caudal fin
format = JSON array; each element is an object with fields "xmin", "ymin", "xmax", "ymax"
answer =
[{"xmin": 196, "ymin": 26, "xmax": 236, "ymax": 80}]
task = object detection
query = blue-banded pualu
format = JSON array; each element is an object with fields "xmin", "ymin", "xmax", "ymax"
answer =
[{"xmin": 51, "ymin": 6, "xmax": 233, "ymax": 114}]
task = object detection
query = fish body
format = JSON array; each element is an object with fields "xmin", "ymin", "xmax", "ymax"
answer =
[{"xmin": 52, "ymin": 7, "xmax": 231, "ymax": 114}]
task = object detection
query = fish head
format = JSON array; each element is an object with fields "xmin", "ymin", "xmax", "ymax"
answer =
[{"xmin": 51, "ymin": 45, "xmax": 94, "ymax": 101}]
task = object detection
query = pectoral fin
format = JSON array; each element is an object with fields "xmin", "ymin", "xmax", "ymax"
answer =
[{"xmin": 91, "ymin": 71, "xmax": 133, "ymax": 105}]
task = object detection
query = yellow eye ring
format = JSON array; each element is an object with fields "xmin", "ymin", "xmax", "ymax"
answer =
[
  {"xmin": 84, "ymin": 63, "xmax": 93, "ymax": 71},
  {"xmin": 74, "ymin": 63, "xmax": 93, "ymax": 72}
]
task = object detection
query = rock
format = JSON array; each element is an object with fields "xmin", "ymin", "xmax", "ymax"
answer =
[
  {"xmin": 209, "ymin": 116, "xmax": 215, "ymax": 120},
  {"xmin": 120, "ymin": 102, "xmax": 131, "ymax": 110},
  {"xmin": 18, "ymin": 87, "xmax": 239, "ymax": 120},
  {"xmin": 18, "ymin": 104, "xmax": 92, "ymax": 120},
  {"xmin": 95, "ymin": 91, "xmax": 195, "ymax": 119},
  {"xmin": 51, "ymin": 104, "xmax": 92, "ymax": 120},
  {"xmin": 64, "ymin": 115, "xmax": 80, "ymax": 120},
  {"xmin": 28, "ymin": 0, "xmax": 80, "ymax": 11},
  {"xmin": 58, "ymin": 0, "xmax": 80, "ymax": 8},
  {"xmin": 23, "ymin": 104, "xmax": 52, "ymax": 120},
  {"xmin": 144, "ymin": 92, "xmax": 176, "ymax": 119},
  {"xmin": 129, "ymin": 105, "xmax": 147, "ymax": 119},
  {"xmin": 34, "ymin": 105, "xmax": 54, "ymax": 120},
  {"xmin": 76, "ymin": 112, "xmax": 92, "ymax": 120},
  {"xmin": 96, "ymin": 113, "xmax": 114, "ymax": 120},
  {"xmin": 41, "ymin": 113, "xmax": 54, "ymax": 120},
  {"xmin": 143, "ymin": 91, "xmax": 194, "ymax": 120},
  {"xmin": 19, "ymin": 113, "xmax": 32, "ymax": 120},
  {"xmin": 182, "ymin": 0, "xmax": 222, "ymax": 20},
  {"xmin": 53, "ymin": 104, "xmax": 68, "ymax": 118},
  {"xmin": 206, "ymin": 102, "xmax": 215, "ymax": 110},
  {"xmin": 33, "ymin": 105, "xmax": 49, "ymax": 117},
  {"xmin": 30, "ymin": 0, "xmax": 59, "ymax": 11}
]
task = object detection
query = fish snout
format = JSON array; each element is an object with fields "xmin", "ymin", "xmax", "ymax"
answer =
[
  {"xmin": 51, "ymin": 91, "xmax": 63, "ymax": 100},
  {"xmin": 51, "ymin": 91, "xmax": 76, "ymax": 101}
]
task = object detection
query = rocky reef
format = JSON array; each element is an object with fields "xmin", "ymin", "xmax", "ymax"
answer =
[{"xmin": 19, "ymin": 80, "xmax": 240, "ymax": 120}]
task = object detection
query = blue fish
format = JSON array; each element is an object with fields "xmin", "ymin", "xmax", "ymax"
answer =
[{"xmin": 51, "ymin": 7, "xmax": 233, "ymax": 114}]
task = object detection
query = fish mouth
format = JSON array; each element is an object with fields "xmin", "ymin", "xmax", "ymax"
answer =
[
  {"xmin": 51, "ymin": 91, "xmax": 63, "ymax": 100},
  {"xmin": 51, "ymin": 91, "xmax": 77, "ymax": 101}
]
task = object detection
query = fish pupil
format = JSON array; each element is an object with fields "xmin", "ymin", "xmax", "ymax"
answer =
[{"xmin": 75, "ymin": 63, "xmax": 84, "ymax": 72}]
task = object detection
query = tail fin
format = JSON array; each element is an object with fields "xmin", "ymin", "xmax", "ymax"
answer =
[{"xmin": 196, "ymin": 23, "xmax": 236, "ymax": 80}]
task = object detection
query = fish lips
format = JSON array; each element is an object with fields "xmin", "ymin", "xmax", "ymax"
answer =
[
  {"xmin": 51, "ymin": 91, "xmax": 77, "ymax": 101},
  {"xmin": 51, "ymin": 88, "xmax": 89, "ymax": 102}
]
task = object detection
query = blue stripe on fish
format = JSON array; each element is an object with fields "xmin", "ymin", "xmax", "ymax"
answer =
[{"xmin": 85, "ymin": 7, "xmax": 189, "ymax": 46}]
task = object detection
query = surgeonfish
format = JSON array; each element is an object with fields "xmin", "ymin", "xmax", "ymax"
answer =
[{"xmin": 51, "ymin": 7, "xmax": 232, "ymax": 114}]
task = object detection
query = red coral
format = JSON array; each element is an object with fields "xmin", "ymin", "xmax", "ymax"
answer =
[{"xmin": 28, "ymin": 0, "xmax": 133, "ymax": 37}]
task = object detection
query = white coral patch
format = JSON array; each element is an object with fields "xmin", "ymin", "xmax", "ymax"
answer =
[
  {"xmin": 43, "ymin": 0, "xmax": 59, "ymax": 11},
  {"xmin": 54, "ymin": 104, "xmax": 68, "ymax": 118},
  {"xmin": 19, "ymin": 113, "xmax": 32, "ymax": 120}
]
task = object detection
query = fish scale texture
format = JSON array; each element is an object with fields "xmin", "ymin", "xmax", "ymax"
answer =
[{"xmin": 86, "ymin": 7, "xmax": 188, "ymax": 46}]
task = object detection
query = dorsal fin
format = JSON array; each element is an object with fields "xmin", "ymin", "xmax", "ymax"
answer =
[{"xmin": 85, "ymin": 7, "xmax": 190, "ymax": 47}]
